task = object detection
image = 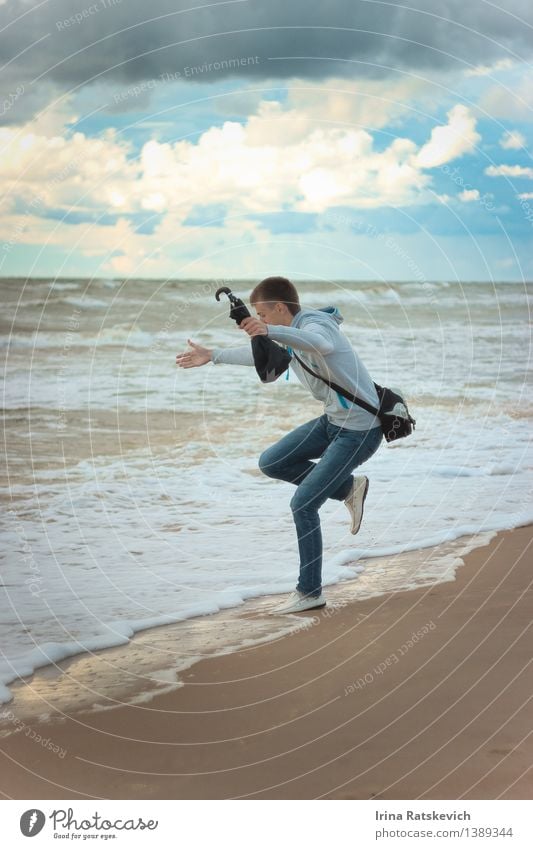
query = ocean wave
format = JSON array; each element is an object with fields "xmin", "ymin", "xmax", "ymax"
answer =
[
  {"xmin": 3, "ymin": 294, "xmax": 110, "ymax": 311},
  {"xmin": 63, "ymin": 296, "xmax": 109, "ymax": 309},
  {"xmin": 0, "ymin": 324, "xmax": 154, "ymax": 349},
  {"xmin": 48, "ymin": 282, "xmax": 82, "ymax": 291}
]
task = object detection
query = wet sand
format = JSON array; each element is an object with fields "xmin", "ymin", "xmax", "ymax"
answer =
[{"xmin": 0, "ymin": 524, "xmax": 531, "ymax": 800}]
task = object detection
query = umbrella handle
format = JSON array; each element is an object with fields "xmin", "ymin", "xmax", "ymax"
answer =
[
  {"xmin": 215, "ymin": 286, "xmax": 232, "ymax": 301},
  {"xmin": 215, "ymin": 286, "xmax": 251, "ymax": 325}
]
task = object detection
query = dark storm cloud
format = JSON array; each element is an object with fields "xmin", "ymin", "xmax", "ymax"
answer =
[{"xmin": 1, "ymin": 0, "xmax": 532, "ymax": 124}]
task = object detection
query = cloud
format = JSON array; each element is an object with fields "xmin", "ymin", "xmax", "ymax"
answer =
[
  {"xmin": 0, "ymin": 119, "xmax": 140, "ymax": 215},
  {"xmin": 0, "ymin": 94, "xmax": 486, "ymax": 277},
  {"xmin": 415, "ymin": 104, "xmax": 481, "ymax": 168},
  {"xmin": 499, "ymin": 130, "xmax": 526, "ymax": 149},
  {"xmin": 465, "ymin": 58, "xmax": 514, "ymax": 77},
  {"xmin": 279, "ymin": 75, "xmax": 440, "ymax": 131},
  {"xmin": 1, "ymin": 0, "xmax": 533, "ymax": 124},
  {"xmin": 458, "ymin": 188, "xmax": 480, "ymax": 201},
  {"xmin": 2, "ymin": 95, "xmax": 479, "ymax": 245},
  {"xmin": 485, "ymin": 164, "xmax": 533, "ymax": 178},
  {"xmin": 479, "ymin": 70, "xmax": 533, "ymax": 119},
  {"xmin": 495, "ymin": 257, "xmax": 516, "ymax": 269}
]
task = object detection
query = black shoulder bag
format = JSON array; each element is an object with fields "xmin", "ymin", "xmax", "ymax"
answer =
[{"xmin": 290, "ymin": 352, "xmax": 416, "ymax": 443}]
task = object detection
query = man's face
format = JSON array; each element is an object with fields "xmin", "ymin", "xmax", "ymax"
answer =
[{"xmin": 254, "ymin": 301, "xmax": 291, "ymax": 325}]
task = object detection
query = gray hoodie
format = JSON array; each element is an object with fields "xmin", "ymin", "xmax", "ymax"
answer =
[{"xmin": 211, "ymin": 305, "xmax": 381, "ymax": 431}]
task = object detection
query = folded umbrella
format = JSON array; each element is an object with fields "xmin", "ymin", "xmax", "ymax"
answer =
[{"xmin": 215, "ymin": 287, "xmax": 292, "ymax": 383}]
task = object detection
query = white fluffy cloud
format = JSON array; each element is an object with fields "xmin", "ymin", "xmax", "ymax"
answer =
[
  {"xmin": 0, "ymin": 123, "xmax": 140, "ymax": 214},
  {"xmin": 499, "ymin": 130, "xmax": 526, "ymax": 149},
  {"xmin": 415, "ymin": 105, "xmax": 481, "ymax": 168},
  {"xmin": 278, "ymin": 75, "xmax": 437, "ymax": 131},
  {"xmin": 485, "ymin": 164, "xmax": 533, "ymax": 178},
  {"xmin": 465, "ymin": 59, "xmax": 514, "ymax": 78},
  {"xmin": 459, "ymin": 189, "xmax": 480, "ymax": 202},
  {"xmin": 479, "ymin": 71, "xmax": 533, "ymax": 120},
  {"xmin": 0, "ymin": 98, "xmax": 482, "ymax": 273}
]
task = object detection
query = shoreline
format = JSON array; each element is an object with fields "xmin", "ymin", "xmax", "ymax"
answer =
[
  {"xmin": 1, "ymin": 524, "xmax": 532, "ymax": 799},
  {"xmin": 0, "ymin": 527, "xmax": 498, "ymax": 722}
]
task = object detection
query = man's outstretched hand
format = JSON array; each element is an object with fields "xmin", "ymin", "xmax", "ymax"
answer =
[{"xmin": 176, "ymin": 339, "xmax": 212, "ymax": 368}]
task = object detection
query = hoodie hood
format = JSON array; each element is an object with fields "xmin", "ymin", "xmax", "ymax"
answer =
[{"xmin": 291, "ymin": 305, "xmax": 344, "ymax": 328}]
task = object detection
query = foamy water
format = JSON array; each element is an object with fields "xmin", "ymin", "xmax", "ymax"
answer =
[{"xmin": 1, "ymin": 277, "xmax": 532, "ymax": 708}]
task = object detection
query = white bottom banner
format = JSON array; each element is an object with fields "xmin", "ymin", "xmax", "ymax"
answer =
[{"xmin": 1, "ymin": 799, "xmax": 532, "ymax": 847}]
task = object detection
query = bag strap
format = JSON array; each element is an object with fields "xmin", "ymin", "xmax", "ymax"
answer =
[{"xmin": 290, "ymin": 351, "xmax": 380, "ymax": 417}]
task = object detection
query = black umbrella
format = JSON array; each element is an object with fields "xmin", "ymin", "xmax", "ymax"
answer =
[{"xmin": 215, "ymin": 287, "xmax": 292, "ymax": 383}]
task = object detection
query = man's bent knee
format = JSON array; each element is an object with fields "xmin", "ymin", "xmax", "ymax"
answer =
[{"xmin": 258, "ymin": 449, "xmax": 281, "ymax": 477}]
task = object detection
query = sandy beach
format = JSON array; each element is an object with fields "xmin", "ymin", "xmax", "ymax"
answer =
[{"xmin": 0, "ymin": 524, "xmax": 531, "ymax": 800}]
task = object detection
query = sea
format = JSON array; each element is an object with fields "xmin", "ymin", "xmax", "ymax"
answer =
[{"xmin": 1, "ymin": 277, "xmax": 532, "ymax": 715}]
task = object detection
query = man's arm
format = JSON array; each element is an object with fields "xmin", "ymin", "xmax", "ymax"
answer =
[
  {"xmin": 211, "ymin": 344, "xmax": 255, "ymax": 366},
  {"xmin": 265, "ymin": 322, "xmax": 334, "ymax": 355},
  {"xmin": 176, "ymin": 338, "xmax": 254, "ymax": 369}
]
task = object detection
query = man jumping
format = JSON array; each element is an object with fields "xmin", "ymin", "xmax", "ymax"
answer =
[{"xmin": 175, "ymin": 276, "xmax": 383, "ymax": 614}]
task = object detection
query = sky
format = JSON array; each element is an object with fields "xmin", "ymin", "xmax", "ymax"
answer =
[{"xmin": 0, "ymin": 0, "xmax": 532, "ymax": 281}]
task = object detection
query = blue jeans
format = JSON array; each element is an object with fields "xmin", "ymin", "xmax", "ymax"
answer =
[{"xmin": 258, "ymin": 414, "xmax": 383, "ymax": 597}]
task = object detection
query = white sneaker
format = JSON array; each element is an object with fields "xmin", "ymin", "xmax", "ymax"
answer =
[
  {"xmin": 344, "ymin": 475, "xmax": 369, "ymax": 535},
  {"xmin": 269, "ymin": 590, "xmax": 326, "ymax": 615}
]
